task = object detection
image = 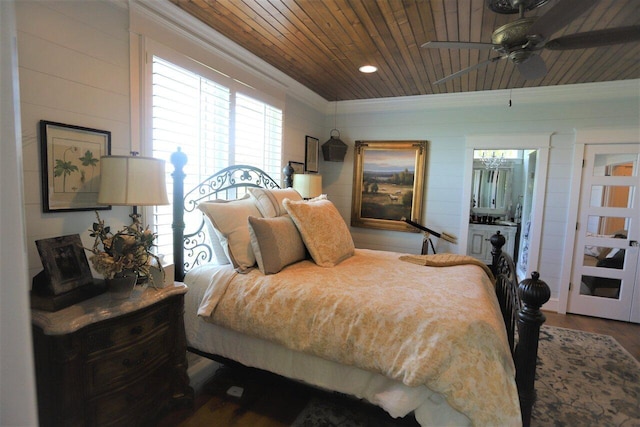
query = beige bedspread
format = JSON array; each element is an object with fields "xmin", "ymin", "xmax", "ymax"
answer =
[{"xmin": 198, "ymin": 248, "xmax": 520, "ymax": 426}]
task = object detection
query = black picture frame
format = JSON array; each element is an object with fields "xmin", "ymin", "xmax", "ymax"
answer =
[
  {"xmin": 289, "ymin": 161, "xmax": 304, "ymax": 174},
  {"xmin": 40, "ymin": 120, "xmax": 111, "ymax": 212},
  {"xmin": 305, "ymin": 135, "xmax": 319, "ymax": 173},
  {"xmin": 34, "ymin": 234, "xmax": 94, "ymax": 296}
]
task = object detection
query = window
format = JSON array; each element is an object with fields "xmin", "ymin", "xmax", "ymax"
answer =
[{"xmin": 149, "ymin": 55, "xmax": 282, "ymax": 261}]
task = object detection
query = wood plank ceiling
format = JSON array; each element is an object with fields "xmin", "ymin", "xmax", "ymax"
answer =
[{"xmin": 171, "ymin": 0, "xmax": 640, "ymax": 101}]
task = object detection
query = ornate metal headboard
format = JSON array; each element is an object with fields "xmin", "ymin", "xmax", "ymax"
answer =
[{"xmin": 170, "ymin": 149, "xmax": 291, "ymax": 280}]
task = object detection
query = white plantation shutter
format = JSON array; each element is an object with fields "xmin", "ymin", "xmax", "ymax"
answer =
[{"xmin": 149, "ymin": 55, "xmax": 282, "ymax": 263}]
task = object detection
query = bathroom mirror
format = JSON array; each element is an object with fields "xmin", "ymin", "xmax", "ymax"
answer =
[{"xmin": 471, "ymin": 164, "xmax": 512, "ymax": 217}]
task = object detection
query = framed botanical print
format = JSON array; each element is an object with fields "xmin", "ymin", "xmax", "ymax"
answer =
[
  {"xmin": 351, "ymin": 140, "xmax": 428, "ymax": 232},
  {"xmin": 305, "ymin": 135, "xmax": 319, "ymax": 173},
  {"xmin": 40, "ymin": 120, "xmax": 111, "ymax": 212}
]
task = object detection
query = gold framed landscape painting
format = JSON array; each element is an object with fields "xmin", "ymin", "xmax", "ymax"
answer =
[
  {"xmin": 351, "ymin": 140, "xmax": 428, "ymax": 232},
  {"xmin": 40, "ymin": 121, "xmax": 111, "ymax": 212}
]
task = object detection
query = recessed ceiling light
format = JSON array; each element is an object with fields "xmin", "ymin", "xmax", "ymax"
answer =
[{"xmin": 359, "ymin": 65, "xmax": 378, "ymax": 73}]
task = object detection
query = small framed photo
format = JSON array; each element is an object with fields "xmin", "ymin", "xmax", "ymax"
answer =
[
  {"xmin": 305, "ymin": 135, "xmax": 319, "ymax": 173},
  {"xmin": 34, "ymin": 234, "xmax": 93, "ymax": 295},
  {"xmin": 40, "ymin": 120, "xmax": 111, "ymax": 212},
  {"xmin": 289, "ymin": 161, "xmax": 304, "ymax": 174}
]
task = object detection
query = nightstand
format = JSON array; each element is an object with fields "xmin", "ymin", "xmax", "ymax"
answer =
[{"xmin": 31, "ymin": 282, "xmax": 194, "ymax": 427}]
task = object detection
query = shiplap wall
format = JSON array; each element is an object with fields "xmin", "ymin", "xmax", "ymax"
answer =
[
  {"xmin": 323, "ymin": 85, "xmax": 639, "ymax": 305},
  {"xmin": 16, "ymin": 1, "xmax": 325, "ymax": 281},
  {"xmin": 17, "ymin": 0, "xmax": 131, "ymax": 280}
]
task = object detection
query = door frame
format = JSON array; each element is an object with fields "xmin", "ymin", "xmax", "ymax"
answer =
[
  {"xmin": 557, "ymin": 126, "xmax": 640, "ymax": 314},
  {"xmin": 460, "ymin": 133, "xmax": 551, "ymax": 283}
]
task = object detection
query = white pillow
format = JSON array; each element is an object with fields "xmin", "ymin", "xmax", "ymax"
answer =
[
  {"xmin": 202, "ymin": 215, "xmax": 231, "ymax": 265},
  {"xmin": 249, "ymin": 187, "xmax": 302, "ymax": 218},
  {"xmin": 248, "ymin": 215, "xmax": 307, "ymax": 274},
  {"xmin": 197, "ymin": 194, "xmax": 261, "ymax": 273},
  {"xmin": 283, "ymin": 198, "xmax": 355, "ymax": 267}
]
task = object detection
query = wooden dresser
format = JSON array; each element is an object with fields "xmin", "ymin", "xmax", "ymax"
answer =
[{"xmin": 31, "ymin": 283, "xmax": 193, "ymax": 427}]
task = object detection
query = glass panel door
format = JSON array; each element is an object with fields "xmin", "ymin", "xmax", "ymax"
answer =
[{"xmin": 568, "ymin": 144, "xmax": 640, "ymax": 322}]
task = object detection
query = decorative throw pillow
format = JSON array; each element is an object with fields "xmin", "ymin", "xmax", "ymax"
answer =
[
  {"xmin": 249, "ymin": 188, "xmax": 302, "ymax": 218},
  {"xmin": 197, "ymin": 194, "xmax": 261, "ymax": 273},
  {"xmin": 283, "ymin": 198, "xmax": 355, "ymax": 267},
  {"xmin": 248, "ymin": 215, "xmax": 307, "ymax": 274},
  {"xmin": 202, "ymin": 216, "xmax": 231, "ymax": 265}
]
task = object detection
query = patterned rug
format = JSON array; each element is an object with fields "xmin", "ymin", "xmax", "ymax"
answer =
[{"xmin": 292, "ymin": 326, "xmax": 640, "ymax": 427}]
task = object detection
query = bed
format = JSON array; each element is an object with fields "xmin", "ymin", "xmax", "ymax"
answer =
[{"xmin": 169, "ymin": 149, "xmax": 550, "ymax": 427}]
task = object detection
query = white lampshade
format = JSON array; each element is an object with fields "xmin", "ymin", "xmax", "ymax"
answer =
[
  {"xmin": 293, "ymin": 174, "xmax": 322, "ymax": 199},
  {"xmin": 98, "ymin": 156, "xmax": 169, "ymax": 206}
]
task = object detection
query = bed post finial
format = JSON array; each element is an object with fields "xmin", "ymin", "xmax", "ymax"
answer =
[
  {"xmin": 283, "ymin": 162, "xmax": 294, "ymax": 188},
  {"xmin": 171, "ymin": 148, "xmax": 188, "ymax": 281},
  {"xmin": 489, "ymin": 231, "xmax": 505, "ymax": 274},
  {"xmin": 516, "ymin": 271, "xmax": 550, "ymax": 427}
]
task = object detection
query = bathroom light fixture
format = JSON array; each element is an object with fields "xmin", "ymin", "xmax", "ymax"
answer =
[{"xmin": 481, "ymin": 151, "xmax": 505, "ymax": 170}]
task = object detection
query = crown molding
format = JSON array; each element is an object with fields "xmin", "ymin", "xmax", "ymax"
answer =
[{"xmin": 335, "ymin": 79, "xmax": 640, "ymax": 114}]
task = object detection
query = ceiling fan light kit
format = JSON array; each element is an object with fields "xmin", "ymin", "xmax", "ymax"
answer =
[
  {"xmin": 423, "ymin": 0, "xmax": 639, "ymax": 85},
  {"xmin": 487, "ymin": 0, "xmax": 550, "ymax": 15}
]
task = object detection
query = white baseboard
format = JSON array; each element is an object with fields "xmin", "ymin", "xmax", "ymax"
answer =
[{"xmin": 542, "ymin": 297, "xmax": 559, "ymax": 313}]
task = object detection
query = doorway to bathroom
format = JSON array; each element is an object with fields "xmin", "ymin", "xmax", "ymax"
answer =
[{"xmin": 461, "ymin": 133, "xmax": 551, "ymax": 281}]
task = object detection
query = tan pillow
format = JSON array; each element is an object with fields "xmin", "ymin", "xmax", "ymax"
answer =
[
  {"xmin": 283, "ymin": 198, "xmax": 355, "ymax": 267},
  {"xmin": 248, "ymin": 215, "xmax": 307, "ymax": 274},
  {"xmin": 197, "ymin": 194, "xmax": 261, "ymax": 273},
  {"xmin": 249, "ymin": 188, "xmax": 302, "ymax": 218}
]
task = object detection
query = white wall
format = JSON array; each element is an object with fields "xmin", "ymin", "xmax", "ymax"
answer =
[
  {"xmin": 17, "ymin": 0, "xmax": 132, "ymax": 280},
  {"xmin": 321, "ymin": 82, "xmax": 640, "ymax": 305},
  {"xmin": 17, "ymin": 0, "xmax": 326, "ymax": 282},
  {"xmin": 1, "ymin": 1, "xmax": 38, "ymax": 424}
]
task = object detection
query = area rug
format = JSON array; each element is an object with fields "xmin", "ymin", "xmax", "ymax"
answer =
[{"xmin": 292, "ymin": 326, "xmax": 640, "ymax": 427}]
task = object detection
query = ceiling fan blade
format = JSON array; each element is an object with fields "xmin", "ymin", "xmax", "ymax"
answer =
[
  {"xmin": 433, "ymin": 56, "xmax": 505, "ymax": 85},
  {"xmin": 516, "ymin": 55, "xmax": 547, "ymax": 80},
  {"xmin": 546, "ymin": 26, "xmax": 640, "ymax": 50},
  {"xmin": 421, "ymin": 41, "xmax": 496, "ymax": 50},
  {"xmin": 528, "ymin": 0, "xmax": 598, "ymax": 41}
]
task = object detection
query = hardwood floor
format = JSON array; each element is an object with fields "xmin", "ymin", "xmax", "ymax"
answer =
[{"xmin": 158, "ymin": 313, "xmax": 640, "ymax": 426}]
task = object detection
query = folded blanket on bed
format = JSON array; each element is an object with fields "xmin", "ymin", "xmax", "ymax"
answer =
[
  {"xmin": 196, "ymin": 248, "xmax": 520, "ymax": 426},
  {"xmin": 398, "ymin": 253, "xmax": 495, "ymax": 283}
]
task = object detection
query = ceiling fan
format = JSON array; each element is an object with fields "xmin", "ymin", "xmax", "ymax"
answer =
[{"xmin": 422, "ymin": 0, "xmax": 640, "ymax": 84}]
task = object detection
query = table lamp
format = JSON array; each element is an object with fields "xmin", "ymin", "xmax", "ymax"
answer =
[
  {"xmin": 293, "ymin": 174, "xmax": 322, "ymax": 199},
  {"xmin": 97, "ymin": 154, "xmax": 169, "ymax": 216}
]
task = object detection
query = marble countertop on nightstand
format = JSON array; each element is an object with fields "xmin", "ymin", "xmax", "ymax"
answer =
[{"xmin": 31, "ymin": 282, "xmax": 188, "ymax": 335}]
